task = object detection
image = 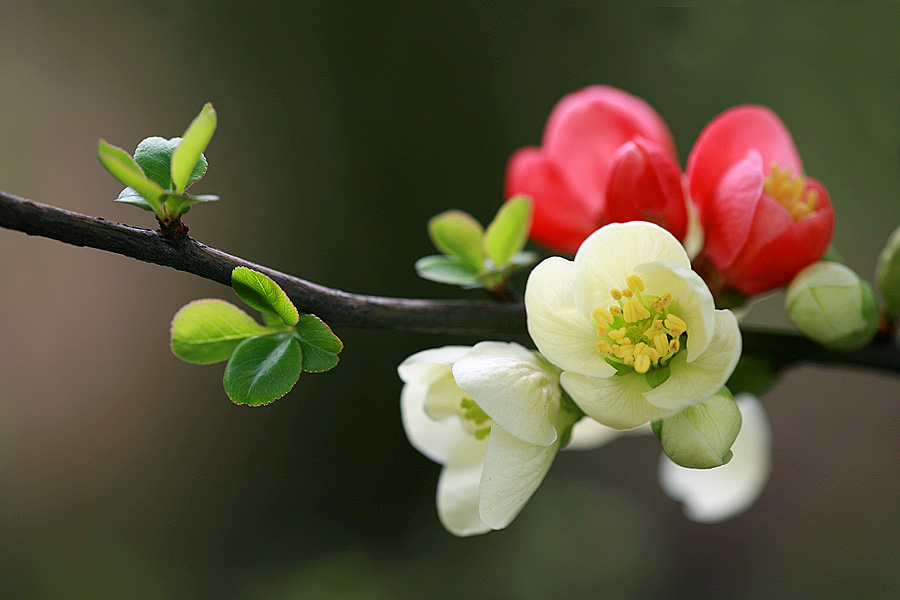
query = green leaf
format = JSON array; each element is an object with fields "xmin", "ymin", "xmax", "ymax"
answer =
[
  {"xmin": 294, "ymin": 314, "xmax": 343, "ymax": 372},
  {"xmin": 171, "ymin": 103, "xmax": 217, "ymax": 194},
  {"xmin": 163, "ymin": 192, "xmax": 220, "ymax": 220},
  {"xmin": 224, "ymin": 334, "xmax": 303, "ymax": 406},
  {"xmin": 428, "ymin": 210, "xmax": 485, "ymax": 271},
  {"xmin": 97, "ymin": 139, "xmax": 165, "ymax": 215},
  {"xmin": 414, "ymin": 255, "xmax": 480, "ymax": 286},
  {"xmin": 115, "ymin": 187, "xmax": 155, "ymax": 212},
  {"xmin": 133, "ymin": 136, "xmax": 208, "ymax": 191},
  {"xmin": 231, "ymin": 266, "xmax": 300, "ymax": 326},
  {"xmin": 484, "ymin": 196, "xmax": 532, "ymax": 267},
  {"xmin": 171, "ymin": 299, "xmax": 272, "ymax": 364}
]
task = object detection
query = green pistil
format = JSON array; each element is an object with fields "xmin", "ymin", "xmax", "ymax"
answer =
[{"xmin": 460, "ymin": 397, "xmax": 493, "ymax": 440}]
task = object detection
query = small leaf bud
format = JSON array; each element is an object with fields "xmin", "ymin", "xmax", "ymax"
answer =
[
  {"xmin": 653, "ymin": 388, "xmax": 741, "ymax": 469},
  {"xmin": 786, "ymin": 261, "xmax": 878, "ymax": 351},
  {"xmin": 876, "ymin": 224, "xmax": 900, "ymax": 318}
]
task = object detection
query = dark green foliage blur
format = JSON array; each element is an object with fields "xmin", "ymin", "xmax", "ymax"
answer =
[{"xmin": 1, "ymin": 1, "xmax": 900, "ymax": 598}]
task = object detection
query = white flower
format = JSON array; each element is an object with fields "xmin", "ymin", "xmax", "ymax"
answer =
[
  {"xmin": 568, "ymin": 394, "xmax": 771, "ymax": 523},
  {"xmin": 658, "ymin": 394, "xmax": 772, "ymax": 523},
  {"xmin": 525, "ymin": 221, "xmax": 742, "ymax": 430},
  {"xmin": 398, "ymin": 341, "xmax": 577, "ymax": 536}
]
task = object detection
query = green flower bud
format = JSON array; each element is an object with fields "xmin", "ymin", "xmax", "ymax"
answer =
[
  {"xmin": 653, "ymin": 388, "xmax": 741, "ymax": 469},
  {"xmin": 786, "ymin": 261, "xmax": 878, "ymax": 351},
  {"xmin": 876, "ymin": 224, "xmax": 900, "ymax": 318}
]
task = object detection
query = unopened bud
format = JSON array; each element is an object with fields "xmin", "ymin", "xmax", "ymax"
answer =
[
  {"xmin": 786, "ymin": 261, "xmax": 878, "ymax": 351},
  {"xmin": 876, "ymin": 224, "xmax": 900, "ymax": 318},
  {"xmin": 652, "ymin": 388, "xmax": 741, "ymax": 469}
]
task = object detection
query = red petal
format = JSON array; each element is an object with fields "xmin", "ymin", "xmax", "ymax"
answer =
[
  {"xmin": 504, "ymin": 147, "xmax": 598, "ymax": 254},
  {"xmin": 687, "ymin": 105, "xmax": 803, "ymax": 214},
  {"xmin": 604, "ymin": 139, "xmax": 687, "ymax": 240},
  {"xmin": 702, "ymin": 150, "xmax": 767, "ymax": 270},
  {"xmin": 724, "ymin": 178, "xmax": 835, "ymax": 295},
  {"xmin": 542, "ymin": 86, "xmax": 677, "ymax": 210}
]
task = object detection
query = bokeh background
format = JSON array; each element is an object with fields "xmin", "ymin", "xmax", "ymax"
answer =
[{"xmin": 2, "ymin": 2, "xmax": 900, "ymax": 598}]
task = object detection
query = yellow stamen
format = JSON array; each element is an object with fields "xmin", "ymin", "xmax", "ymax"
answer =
[
  {"xmin": 647, "ymin": 348, "xmax": 660, "ymax": 361},
  {"xmin": 596, "ymin": 326, "xmax": 607, "ymax": 337},
  {"xmin": 592, "ymin": 307, "xmax": 614, "ymax": 326},
  {"xmin": 609, "ymin": 306, "xmax": 622, "ymax": 317},
  {"xmin": 669, "ymin": 338, "xmax": 680, "ymax": 354},
  {"xmin": 653, "ymin": 333, "xmax": 669, "ymax": 356},
  {"xmin": 622, "ymin": 288, "xmax": 633, "ymax": 298},
  {"xmin": 610, "ymin": 289, "xmax": 623, "ymax": 301},
  {"xmin": 634, "ymin": 354, "xmax": 651, "ymax": 373},
  {"xmin": 649, "ymin": 298, "xmax": 664, "ymax": 312},
  {"xmin": 614, "ymin": 344, "xmax": 635, "ymax": 359},
  {"xmin": 665, "ymin": 314, "xmax": 687, "ymax": 337},
  {"xmin": 626, "ymin": 275, "xmax": 645, "ymax": 293},
  {"xmin": 661, "ymin": 293, "xmax": 672, "ymax": 307},
  {"xmin": 597, "ymin": 340, "xmax": 612, "ymax": 354},
  {"xmin": 609, "ymin": 327, "xmax": 628, "ymax": 342},
  {"xmin": 764, "ymin": 162, "xmax": 819, "ymax": 221},
  {"xmin": 634, "ymin": 342, "xmax": 648, "ymax": 356},
  {"xmin": 624, "ymin": 355, "xmax": 635, "ymax": 366}
]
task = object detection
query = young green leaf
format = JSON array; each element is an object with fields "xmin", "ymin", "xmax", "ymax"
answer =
[
  {"xmin": 171, "ymin": 103, "xmax": 217, "ymax": 194},
  {"xmin": 171, "ymin": 299, "xmax": 272, "ymax": 364},
  {"xmin": 98, "ymin": 139, "xmax": 165, "ymax": 215},
  {"xmin": 115, "ymin": 187, "xmax": 155, "ymax": 212},
  {"xmin": 224, "ymin": 334, "xmax": 303, "ymax": 406},
  {"xmin": 428, "ymin": 210, "xmax": 485, "ymax": 271},
  {"xmin": 231, "ymin": 266, "xmax": 300, "ymax": 326},
  {"xmin": 294, "ymin": 315, "xmax": 343, "ymax": 372},
  {"xmin": 163, "ymin": 193, "xmax": 219, "ymax": 220},
  {"xmin": 484, "ymin": 196, "xmax": 532, "ymax": 267},
  {"xmin": 414, "ymin": 255, "xmax": 480, "ymax": 287},
  {"xmin": 134, "ymin": 136, "xmax": 209, "ymax": 191}
]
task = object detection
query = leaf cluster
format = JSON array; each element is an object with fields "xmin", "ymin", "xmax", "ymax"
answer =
[
  {"xmin": 98, "ymin": 103, "xmax": 219, "ymax": 227},
  {"xmin": 416, "ymin": 196, "xmax": 537, "ymax": 291},
  {"xmin": 170, "ymin": 267, "xmax": 343, "ymax": 406}
]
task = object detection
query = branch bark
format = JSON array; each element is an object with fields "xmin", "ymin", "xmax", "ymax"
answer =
[{"xmin": 1, "ymin": 189, "xmax": 898, "ymax": 374}]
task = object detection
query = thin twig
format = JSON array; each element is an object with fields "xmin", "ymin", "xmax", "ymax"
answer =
[{"xmin": 1, "ymin": 189, "xmax": 899, "ymax": 374}]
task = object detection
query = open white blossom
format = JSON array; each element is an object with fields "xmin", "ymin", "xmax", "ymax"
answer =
[
  {"xmin": 398, "ymin": 342, "xmax": 578, "ymax": 536},
  {"xmin": 525, "ymin": 221, "xmax": 742, "ymax": 430},
  {"xmin": 658, "ymin": 394, "xmax": 772, "ymax": 523}
]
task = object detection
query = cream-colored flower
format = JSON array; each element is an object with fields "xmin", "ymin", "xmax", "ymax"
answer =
[
  {"xmin": 525, "ymin": 221, "xmax": 741, "ymax": 429},
  {"xmin": 398, "ymin": 342, "xmax": 578, "ymax": 536}
]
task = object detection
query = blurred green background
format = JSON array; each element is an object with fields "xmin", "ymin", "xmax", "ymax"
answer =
[{"xmin": 2, "ymin": 2, "xmax": 900, "ymax": 598}]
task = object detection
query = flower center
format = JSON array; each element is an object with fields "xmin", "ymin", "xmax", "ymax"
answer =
[
  {"xmin": 459, "ymin": 397, "xmax": 492, "ymax": 440},
  {"xmin": 592, "ymin": 275, "xmax": 686, "ymax": 374},
  {"xmin": 764, "ymin": 162, "xmax": 819, "ymax": 221}
]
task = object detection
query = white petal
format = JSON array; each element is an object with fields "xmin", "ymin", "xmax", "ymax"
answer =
[
  {"xmin": 437, "ymin": 459, "xmax": 491, "ymax": 536},
  {"xmin": 478, "ymin": 425, "xmax": 559, "ymax": 530},
  {"xmin": 634, "ymin": 262, "xmax": 716, "ymax": 361},
  {"xmin": 561, "ymin": 370, "xmax": 675, "ymax": 429},
  {"xmin": 565, "ymin": 417, "xmax": 643, "ymax": 450},
  {"xmin": 572, "ymin": 222, "xmax": 690, "ymax": 319},
  {"xmin": 397, "ymin": 346, "xmax": 471, "ymax": 384},
  {"xmin": 658, "ymin": 394, "xmax": 771, "ymax": 523},
  {"xmin": 643, "ymin": 310, "xmax": 741, "ymax": 410},
  {"xmin": 400, "ymin": 381, "xmax": 471, "ymax": 465},
  {"xmin": 525, "ymin": 256, "xmax": 617, "ymax": 378},
  {"xmin": 453, "ymin": 346, "xmax": 560, "ymax": 447}
]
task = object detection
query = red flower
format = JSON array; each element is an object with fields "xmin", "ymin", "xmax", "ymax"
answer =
[
  {"xmin": 686, "ymin": 106, "xmax": 835, "ymax": 297},
  {"xmin": 505, "ymin": 86, "xmax": 687, "ymax": 254}
]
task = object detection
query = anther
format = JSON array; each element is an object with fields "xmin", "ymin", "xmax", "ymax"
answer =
[
  {"xmin": 597, "ymin": 340, "xmax": 612, "ymax": 354},
  {"xmin": 610, "ymin": 289, "xmax": 623, "ymax": 301},
  {"xmin": 626, "ymin": 275, "xmax": 645, "ymax": 293},
  {"xmin": 665, "ymin": 314, "xmax": 687, "ymax": 337},
  {"xmin": 634, "ymin": 355, "xmax": 651, "ymax": 373},
  {"xmin": 592, "ymin": 307, "xmax": 614, "ymax": 326},
  {"xmin": 622, "ymin": 288, "xmax": 633, "ymax": 298}
]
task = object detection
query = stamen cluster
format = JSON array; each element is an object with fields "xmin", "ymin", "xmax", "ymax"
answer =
[
  {"xmin": 764, "ymin": 163, "xmax": 819, "ymax": 221},
  {"xmin": 592, "ymin": 275, "xmax": 687, "ymax": 374}
]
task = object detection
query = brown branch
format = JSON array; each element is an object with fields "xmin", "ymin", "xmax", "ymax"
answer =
[
  {"xmin": 1, "ymin": 189, "xmax": 899, "ymax": 375},
  {"xmin": 0, "ymin": 190, "xmax": 525, "ymax": 335}
]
